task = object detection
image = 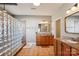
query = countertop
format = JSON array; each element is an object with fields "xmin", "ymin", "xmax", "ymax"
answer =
[
  {"xmin": 56, "ymin": 38, "xmax": 79, "ymax": 50},
  {"xmin": 36, "ymin": 32, "xmax": 52, "ymax": 36}
]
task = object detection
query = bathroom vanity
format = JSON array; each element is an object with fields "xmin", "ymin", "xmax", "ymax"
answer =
[
  {"xmin": 54, "ymin": 10, "xmax": 79, "ymax": 56},
  {"xmin": 36, "ymin": 33, "xmax": 54, "ymax": 46},
  {"xmin": 54, "ymin": 38, "xmax": 79, "ymax": 56},
  {"xmin": 36, "ymin": 20, "xmax": 54, "ymax": 46}
]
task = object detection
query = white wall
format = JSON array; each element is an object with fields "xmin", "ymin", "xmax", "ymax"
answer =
[
  {"xmin": 51, "ymin": 3, "xmax": 79, "ymax": 39},
  {"xmin": 14, "ymin": 3, "xmax": 79, "ymax": 43},
  {"xmin": 14, "ymin": 15, "xmax": 51, "ymax": 44}
]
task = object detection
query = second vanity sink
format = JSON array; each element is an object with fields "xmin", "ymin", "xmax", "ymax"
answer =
[
  {"xmin": 66, "ymin": 40, "xmax": 78, "ymax": 44},
  {"xmin": 62, "ymin": 36, "xmax": 79, "ymax": 44}
]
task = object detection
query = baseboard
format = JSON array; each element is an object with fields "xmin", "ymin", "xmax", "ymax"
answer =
[{"xmin": 14, "ymin": 43, "xmax": 26, "ymax": 56}]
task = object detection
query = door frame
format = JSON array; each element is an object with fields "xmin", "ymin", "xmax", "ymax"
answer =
[{"xmin": 56, "ymin": 19, "xmax": 61, "ymax": 38}]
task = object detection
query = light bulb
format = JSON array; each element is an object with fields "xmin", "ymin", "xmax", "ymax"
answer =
[
  {"xmin": 77, "ymin": 3, "xmax": 79, "ymax": 7},
  {"xmin": 40, "ymin": 21, "xmax": 48, "ymax": 24},
  {"xmin": 33, "ymin": 2, "xmax": 40, "ymax": 6},
  {"xmin": 3, "ymin": 10, "xmax": 7, "ymax": 13},
  {"xmin": 0, "ymin": 10, "xmax": 2, "ymax": 13},
  {"xmin": 71, "ymin": 6, "xmax": 77, "ymax": 11},
  {"xmin": 66, "ymin": 10, "xmax": 70, "ymax": 14}
]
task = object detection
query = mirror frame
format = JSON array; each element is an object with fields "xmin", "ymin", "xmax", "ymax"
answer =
[{"xmin": 65, "ymin": 11, "xmax": 79, "ymax": 34}]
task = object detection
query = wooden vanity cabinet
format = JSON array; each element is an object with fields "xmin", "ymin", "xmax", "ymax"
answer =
[
  {"xmin": 54, "ymin": 39, "xmax": 79, "ymax": 56},
  {"xmin": 56, "ymin": 40, "xmax": 62, "ymax": 56},
  {"xmin": 54, "ymin": 39, "xmax": 71, "ymax": 56},
  {"xmin": 53, "ymin": 39, "xmax": 57, "ymax": 55},
  {"xmin": 71, "ymin": 48, "xmax": 79, "ymax": 56},
  {"xmin": 53, "ymin": 39, "xmax": 61, "ymax": 56},
  {"xmin": 36, "ymin": 35, "xmax": 50, "ymax": 46},
  {"xmin": 61, "ymin": 44, "xmax": 79, "ymax": 56},
  {"xmin": 71, "ymin": 48, "xmax": 78, "ymax": 56},
  {"xmin": 50, "ymin": 35, "xmax": 54, "ymax": 45},
  {"xmin": 61, "ymin": 43, "xmax": 71, "ymax": 56},
  {"xmin": 36, "ymin": 34, "xmax": 54, "ymax": 46}
]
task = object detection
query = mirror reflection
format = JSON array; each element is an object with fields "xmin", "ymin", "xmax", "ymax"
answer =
[{"xmin": 65, "ymin": 12, "xmax": 79, "ymax": 33}]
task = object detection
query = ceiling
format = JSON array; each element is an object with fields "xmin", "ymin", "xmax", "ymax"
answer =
[{"xmin": 0, "ymin": 3, "xmax": 64, "ymax": 16}]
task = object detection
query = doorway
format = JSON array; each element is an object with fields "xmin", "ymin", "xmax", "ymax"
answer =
[{"xmin": 56, "ymin": 19, "xmax": 61, "ymax": 38}]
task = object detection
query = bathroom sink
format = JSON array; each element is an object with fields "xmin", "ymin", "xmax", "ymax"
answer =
[
  {"xmin": 66, "ymin": 40, "xmax": 78, "ymax": 44},
  {"xmin": 62, "ymin": 36, "xmax": 79, "ymax": 44},
  {"xmin": 72, "ymin": 39, "xmax": 79, "ymax": 42}
]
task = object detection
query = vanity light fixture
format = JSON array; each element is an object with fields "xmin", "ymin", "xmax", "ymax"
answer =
[
  {"xmin": 77, "ymin": 3, "xmax": 79, "ymax": 7},
  {"xmin": 2, "ymin": 3, "xmax": 7, "ymax": 13},
  {"xmin": 66, "ymin": 10, "xmax": 70, "ymax": 14},
  {"xmin": 40, "ymin": 21, "xmax": 48, "ymax": 24},
  {"xmin": 71, "ymin": 6, "xmax": 77, "ymax": 11},
  {"xmin": 71, "ymin": 3, "xmax": 78, "ymax": 11},
  {"xmin": 33, "ymin": 2, "xmax": 40, "ymax": 6},
  {"xmin": 3, "ymin": 10, "xmax": 7, "ymax": 13},
  {"xmin": 0, "ymin": 3, "xmax": 17, "ymax": 13},
  {"xmin": 66, "ymin": 3, "xmax": 78, "ymax": 14},
  {"xmin": 0, "ymin": 10, "xmax": 2, "ymax": 13}
]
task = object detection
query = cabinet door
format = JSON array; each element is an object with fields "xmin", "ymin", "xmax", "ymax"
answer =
[
  {"xmin": 62, "ymin": 43, "xmax": 71, "ymax": 56},
  {"xmin": 36, "ymin": 35, "xmax": 43, "ymax": 45},
  {"xmin": 50, "ymin": 36, "xmax": 53, "ymax": 45},
  {"xmin": 45, "ymin": 36, "xmax": 50, "ymax": 45},
  {"xmin": 56, "ymin": 40, "xmax": 61, "ymax": 56},
  {"xmin": 53, "ymin": 39, "xmax": 57, "ymax": 56},
  {"xmin": 71, "ymin": 48, "xmax": 79, "ymax": 56}
]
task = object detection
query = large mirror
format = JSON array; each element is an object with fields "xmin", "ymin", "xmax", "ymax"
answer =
[
  {"xmin": 38, "ymin": 24, "xmax": 50, "ymax": 32},
  {"xmin": 65, "ymin": 12, "xmax": 79, "ymax": 33}
]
